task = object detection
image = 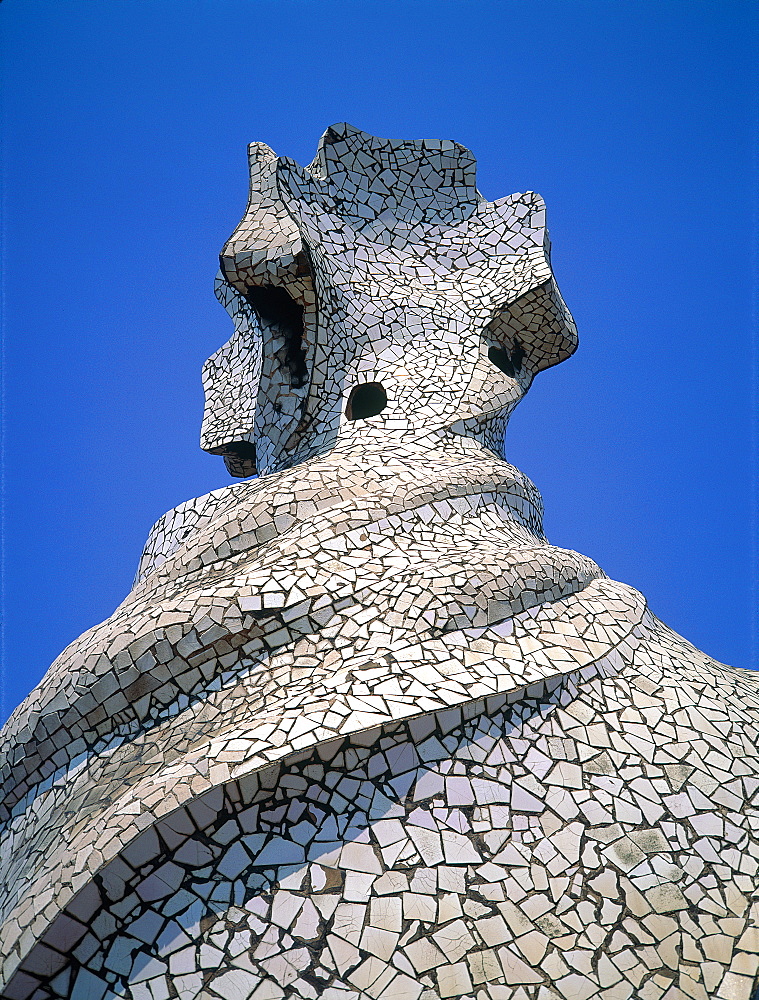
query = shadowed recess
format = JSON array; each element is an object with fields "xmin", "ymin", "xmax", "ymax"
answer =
[{"xmin": 245, "ymin": 285, "xmax": 308, "ymax": 388}]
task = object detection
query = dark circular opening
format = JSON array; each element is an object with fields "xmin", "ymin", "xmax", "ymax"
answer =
[
  {"xmin": 488, "ymin": 341, "xmax": 524, "ymax": 378},
  {"xmin": 346, "ymin": 382, "xmax": 388, "ymax": 421}
]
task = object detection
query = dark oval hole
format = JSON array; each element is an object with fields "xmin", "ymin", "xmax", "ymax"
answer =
[
  {"xmin": 488, "ymin": 346, "xmax": 515, "ymax": 377},
  {"xmin": 346, "ymin": 383, "xmax": 387, "ymax": 421},
  {"xmin": 488, "ymin": 339, "xmax": 525, "ymax": 378}
]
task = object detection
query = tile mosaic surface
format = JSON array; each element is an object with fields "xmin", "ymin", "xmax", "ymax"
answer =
[{"xmin": 1, "ymin": 125, "xmax": 757, "ymax": 1000}]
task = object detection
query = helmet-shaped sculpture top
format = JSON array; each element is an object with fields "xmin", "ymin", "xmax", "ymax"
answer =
[{"xmin": 201, "ymin": 123, "xmax": 577, "ymax": 477}]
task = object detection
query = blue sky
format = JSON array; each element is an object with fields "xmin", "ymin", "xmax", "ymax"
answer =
[{"xmin": 1, "ymin": 0, "xmax": 756, "ymax": 721}]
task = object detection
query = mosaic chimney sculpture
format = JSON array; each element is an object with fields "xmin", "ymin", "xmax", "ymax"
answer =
[{"xmin": 1, "ymin": 124, "xmax": 757, "ymax": 1000}]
